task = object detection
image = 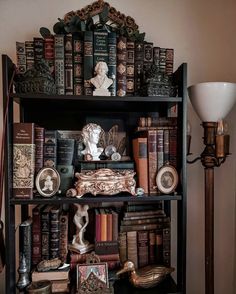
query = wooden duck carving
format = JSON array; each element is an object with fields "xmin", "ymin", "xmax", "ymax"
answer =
[{"xmin": 116, "ymin": 260, "xmax": 175, "ymax": 288}]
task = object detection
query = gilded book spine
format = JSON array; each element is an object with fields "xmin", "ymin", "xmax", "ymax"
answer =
[
  {"xmin": 13, "ymin": 123, "xmax": 35, "ymax": 199},
  {"xmin": 16, "ymin": 41, "xmax": 26, "ymax": 74},
  {"xmin": 126, "ymin": 41, "xmax": 135, "ymax": 95},
  {"xmin": 73, "ymin": 33, "xmax": 84, "ymax": 95},
  {"xmin": 54, "ymin": 34, "xmax": 65, "ymax": 95},
  {"xmin": 148, "ymin": 130, "xmax": 158, "ymax": 195},
  {"xmin": 64, "ymin": 34, "xmax": 73, "ymax": 95},
  {"xmin": 143, "ymin": 42, "xmax": 153, "ymax": 79},
  {"xmin": 34, "ymin": 126, "xmax": 44, "ymax": 174},
  {"xmin": 59, "ymin": 212, "xmax": 69, "ymax": 263},
  {"xmin": 93, "ymin": 30, "xmax": 108, "ymax": 65},
  {"xmin": 134, "ymin": 41, "xmax": 144, "ymax": 94},
  {"xmin": 34, "ymin": 37, "xmax": 44, "ymax": 63},
  {"xmin": 108, "ymin": 32, "xmax": 117, "ymax": 96},
  {"xmin": 84, "ymin": 31, "xmax": 93, "ymax": 96},
  {"xmin": 32, "ymin": 204, "xmax": 45, "ymax": 265},
  {"xmin": 44, "ymin": 36, "xmax": 54, "ymax": 75},
  {"xmin": 25, "ymin": 41, "xmax": 34, "ymax": 70},
  {"xmin": 116, "ymin": 36, "xmax": 127, "ymax": 97}
]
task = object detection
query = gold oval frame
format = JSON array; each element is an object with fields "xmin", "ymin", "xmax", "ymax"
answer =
[{"xmin": 156, "ymin": 164, "xmax": 178, "ymax": 194}]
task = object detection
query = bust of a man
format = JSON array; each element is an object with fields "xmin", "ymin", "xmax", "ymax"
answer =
[
  {"xmin": 90, "ymin": 61, "xmax": 113, "ymax": 96},
  {"xmin": 81, "ymin": 123, "xmax": 104, "ymax": 160}
]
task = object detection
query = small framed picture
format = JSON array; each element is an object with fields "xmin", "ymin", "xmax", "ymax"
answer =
[
  {"xmin": 156, "ymin": 164, "xmax": 178, "ymax": 194},
  {"xmin": 76, "ymin": 262, "xmax": 108, "ymax": 291},
  {"xmin": 35, "ymin": 167, "xmax": 61, "ymax": 197}
]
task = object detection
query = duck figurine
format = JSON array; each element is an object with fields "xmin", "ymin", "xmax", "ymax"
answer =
[{"xmin": 116, "ymin": 260, "xmax": 174, "ymax": 288}]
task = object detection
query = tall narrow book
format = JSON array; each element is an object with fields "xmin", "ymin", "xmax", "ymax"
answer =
[
  {"xmin": 84, "ymin": 31, "xmax": 93, "ymax": 96},
  {"xmin": 13, "ymin": 123, "xmax": 35, "ymax": 199}
]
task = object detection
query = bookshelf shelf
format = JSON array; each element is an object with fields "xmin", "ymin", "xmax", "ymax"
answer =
[{"xmin": 2, "ymin": 54, "xmax": 187, "ymax": 294}]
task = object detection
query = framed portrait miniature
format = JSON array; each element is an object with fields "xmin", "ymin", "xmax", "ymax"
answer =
[
  {"xmin": 156, "ymin": 164, "xmax": 179, "ymax": 194},
  {"xmin": 35, "ymin": 167, "xmax": 61, "ymax": 197},
  {"xmin": 76, "ymin": 262, "xmax": 109, "ymax": 292}
]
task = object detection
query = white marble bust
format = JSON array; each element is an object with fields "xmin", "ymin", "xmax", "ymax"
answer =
[
  {"xmin": 90, "ymin": 61, "xmax": 113, "ymax": 96},
  {"xmin": 81, "ymin": 123, "xmax": 104, "ymax": 160}
]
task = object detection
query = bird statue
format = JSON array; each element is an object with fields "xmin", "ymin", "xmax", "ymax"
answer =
[{"xmin": 116, "ymin": 260, "xmax": 175, "ymax": 288}]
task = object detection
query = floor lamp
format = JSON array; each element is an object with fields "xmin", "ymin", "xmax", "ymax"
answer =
[{"xmin": 187, "ymin": 82, "xmax": 236, "ymax": 294}]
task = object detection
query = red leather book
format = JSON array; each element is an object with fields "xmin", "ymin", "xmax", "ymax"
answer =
[
  {"xmin": 106, "ymin": 209, "xmax": 113, "ymax": 242},
  {"xmin": 13, "ymin": 123, "xmax": 35, "ymax": 199},
  {"xmin": 111, "ymin": 210, "xmax": 118, "ymax": 241},
  {"xmin": 32, "ymin": 204, "xmax": 45, "ymax": 265}
]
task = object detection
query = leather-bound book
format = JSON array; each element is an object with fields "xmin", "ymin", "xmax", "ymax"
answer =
[
  {"xmin": 19, "ymin": 217, "xmax": 32, "ymax": 272},
  {"xmin": 118, "ymin": 232, "xmax": 127, "ymax": 265},
  {"xmin": 95, "ymin": 208, "xmax": 101, "ymax": 242},
  {"xmin": 166, "ymin": 48, "xmax": 174, "ymax": 76},
  {"xmin": 147, "ymin": 129, "xmax": 158, "ymax": 195},
  {"xmin": 33, "ymin": 37, "xmax": 44, "ymax": 63},
  {"xmin": 95, "ymin": 241, "xmax": 119, "ymax": 255},
  {"xmin": 116, "ymin": 36, "xmax": 127, "ymax": 96},
  {"xmin": 155, "ymin": 229, "xmax": 163, "ymax": 264},
  {"xmin": 57, "ymin": 165, "xmax": 74, "ymax": 195},
  {"xmin": 64, "ymin": 34, "xmax": 73, "ymax": 95},
  {"xmin": 13, "ymin": 123, "xmax": 35, "ymax": 199},
  {"xmin": 157, "ymin": 129, "xmax": 164, "ymax": 171},
  {"xmin": 25, "ymin": 41, "xmax": 34, "ymax": 70},
  {"xmin": 41, "ymin": 205, "xmax": 53, "ymax": 260},
  {"xmin": 126, "ymin": 41, "xmax": 135, "ymax": 95},
  {"xmin": 162, "ymin": 226, "xmax": 171, "ymax": 266},
  {"xmin": 78, "ymin": 160, "xmax": 134, "ymax": 171},
  {"xmin": 159, "ymin": 47, "xmax": 167, "ymax": 73},
  {"xmin": 137, "ymin": 231, "xmax": 149, "ymax": 268},
  {"xmin": 93, "ymin": 30, "xmax": 108, "ymax": 65},
  {"xmin": 134, "ymin": 41, "xmax": 144, "ymax": 94},
  {"xmin": 120, "ymin": 222, "xmax": 162, "ymax": 233},
  {"xmin": 100, "ymin": 208, "xmax": 107, "ymax": 241},
  {"xmin": 59, "ymin": 211, "xmax": 69, "ymax": 264},
  {"xmin": 84, "ymin": 31, "xmax": 93, "ymax": 96},
  {"xmin": 108, "ymin": 32, "xmax": 117, "ymax": 96},
  {"xmin": 54, "ymin": 34, "xmax": 65, "ymax": 95},
  {"xmin": 50, "ymin": 205, "xmax": 61, "ymax": 259},
  {"xmin": 169, "ymin": 127, "xmax": 178, "ymax": 168},
  {"xmin": 106, "ymin": 209, "xmax": 113, "ymax": 242},
  {"xmin": 43, "ymin": 130, "xmax": 58, "ymax": 168},
  {"xmin": 153, "ymin": 46, "xmax": 160, "ymax": 68},
  {"xmin": 57, "ymin": 138, "xmax": 75, "ymax": 165},
  {"xmin": 149, "ymin": 230, "xmax": 156, "ymax": 264},
  {"xmin": 112, "ymin": 210, "xmax": 119, "ymax": 241},
  {"xmin": 127, "ymin": 231, "xmax": 138, "ymax": 268},
  {"xmin": 73, "ymin": 33, "xmax": 84, "ymax": 95},
  {"xmin": 16, "ymin": 41, "xmax": 26, "ymax": 74},
  {"xmin": 44, "ymin": 35, "xmax": 54, "ymax": 75},
  {"xmin": 163, "ymin": 129, "xmax": 170, "ymax": 164},
  {"xmin": 32, "ymin": 204, "xmax": 45, "ymax": 265},
  {"xmin": 143, "ymin": 42, "xmax": 153, "ymax": 79},
  {"xmin": 34, "ymin": 125, "xmax": 44, "ymax": 175},
  {"xmin": 132, "ymin": 137, "xmax": 148, "ymax": 194}
]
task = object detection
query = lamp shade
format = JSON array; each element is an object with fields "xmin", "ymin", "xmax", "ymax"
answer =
[{"xmin": 188, "ymin": 82, "xmax": 236, "ymax": 122}]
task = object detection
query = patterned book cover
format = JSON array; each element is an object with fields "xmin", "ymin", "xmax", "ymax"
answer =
[
  {"xmin": 116, "ymin": 36, "xmax": 127, "ymax": 97},
  {"xmin": 143, "ymin": 42, "xmax": 153, "ymax": 79},
  {"xmin": 134, "ymin": 41, "xmax": 144, "ymax": 94},
  {"xmin": 93, "ymin": 30, "xmax": 108, "ymax": 65},
  {"xmin": 19, "ymin": 217, "xmax": 32, "ymax": 272},
  {"xmin": 25, "ymin": 41, "xmax": 34, "ymax": 70},
  {"xmin": 13, "ymin": 123, "xmax": 35, "ymax": 199},
  {"xmin": 54, "ymin": 34, "xmax": 65, "ymax": 95},
  {"xmin": 34, "ymin": 125, "xmax": 44, "ymax": 174},
  {"xmin": 137, "ymin": 230, "xmax": 149, "ymax": 268},
  {"xmin": 44, "ymin": 35, "xmax": 54, "ymax": 75},
  {"xmin": 33, "ymin": 37, "xmax": 44, "ymax": 63},
  {"xmin": 65, "ymin": 34, "xmax": 73, "ymax": 95},
  {"xmin": 43, "ymin": 130, "xmax": 58, "ymax": 168},
  {"xmin": 163, "ymin": 129, "xmax": 170, "ymax": 164},
  {"xmin": 16, "ymin": 41, "xmax": 26, "ymax": 74},
  {"xmin": 153, "ymin": 46, "xmax": 160, "ymax": 68},
  {"xmin": 166, "ymin": 48, "xmax": 174, "ymax": 75},
  {"xmin": 127, "ymin": 231, "xmax": 138, "ymax": 268},
  {"xmin": 159, "ymin": 47, "xmax": 167, "ymax": 73},
  {"xmin": 132, "ymin": 137, "xmax": 148, "ymax": 194},
  {"xmin": 169, "ymin": 127, "xmax": 178, "ymax": 168},
  {"xmin": 32, "ymin": 204, "xmax": 45, "ymax": 265},
  {"xmin": 59, "ymin": 211, "xmax": 69, "ymax": 263},
  {"xmin": 147, "ymin": 129, "xmax": 158, "ymax": 195},
  {"xmin": 126, "ymin": 41, "xmax": 135, "ymax": 95},
  {"xmin": 41, "ymin": 205, "xmax": 53, "ymax": 260},
  {"xmin": 50, "ymin": 205, "xmax": 61, "ymax": 259},
  {"xmin": 157, "ymin": 129, "xmax": 164, "ymax": 171},
  {"xmin": 108, "ymin": 32, "xmax": 117, "ymax": 96},
  {"xmin": 73, "ymin": 33, "xmax": 84, "ymax": 95},
  {"xmin": 84, "ymin": 31, "xmax": 93, "ymax": 96}
]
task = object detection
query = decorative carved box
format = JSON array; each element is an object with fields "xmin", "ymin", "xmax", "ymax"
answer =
[{"xmin": 67, "ymin": 168, "xmax": 136, "ymax": 198}]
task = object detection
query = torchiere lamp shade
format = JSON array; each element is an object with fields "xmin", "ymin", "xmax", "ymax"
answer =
[{"xmin": 188, "ymin": 82, "xmax": 236, "ymax": 122}]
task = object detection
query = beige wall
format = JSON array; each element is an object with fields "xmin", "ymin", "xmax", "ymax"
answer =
[{"xmin": 1, "ymin": 0, "xmax": 236, "ymax": 293}]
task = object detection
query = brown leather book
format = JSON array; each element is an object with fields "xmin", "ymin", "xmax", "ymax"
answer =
[
  {"xmin": 100, "ymin": 208, "xmax": 107, "ymax": 241},
  {"xmin": 118, "ymin": 232, "xmax": 127, "ymax": 265},
  {"xmin": 127, "ymin": 231, "xmax": 138, "ymax": 268},
  {"xmin": 34, "ymin": 125, "xmax": 44, "ymax": 175},
  {"xmin": 13, "ymin": 123, "xmax": 35, "ymax": 199},
  {"xmin": 116, "ymin": 36, "xmax": 127, "ymax": 96},
  {"xmin": 32, "ymin": 204, "xmax": 45, "ymax": 265},
  {"xmin": 132, "ymin": 137, "xmax": 148, "ymax": 194},
  {"xmin": 137, "ymin": 231, "xmax": 149, "ymax": 268},
  {"xmin": 59, "ymin": 212, "xmax": 69, "ymax": 264}
]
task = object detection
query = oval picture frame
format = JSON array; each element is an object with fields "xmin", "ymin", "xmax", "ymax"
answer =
[
  {"xmin": 35, "ymin": 167, "xmax": 61, "ymax": 197},
  {"xmin": 156, "ymin": 164, "xmax": 178, "ymax": 194}
]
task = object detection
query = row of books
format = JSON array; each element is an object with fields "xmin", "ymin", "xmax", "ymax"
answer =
[
  {"xmin": 16, "ymin": 31, "xmax": 174, "ymax": 97},
  {"xmin": 133, "ymin": 124, "xmax": 178, "ymax": 194},
  {"xmin": 118, "ymin": 208, "xmax": 171, "ymax": 269}
]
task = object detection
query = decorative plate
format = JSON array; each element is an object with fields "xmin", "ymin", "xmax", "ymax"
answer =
[{"xmin": 156, "ymin": 164, "xmax": 178, "ymax": 194}]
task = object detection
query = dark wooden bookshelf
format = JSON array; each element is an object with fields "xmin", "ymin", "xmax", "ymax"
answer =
[{"xmin": 2, "ymin": 54, "xmax": 187, "ymax": 294}]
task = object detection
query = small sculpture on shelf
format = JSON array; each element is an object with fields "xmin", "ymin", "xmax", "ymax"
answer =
[
  {"xmin": 71, "ymin": 204, "xmax": 91, "ymax": 253},
  {"xmin": 90, "ymin": 61, "xmax": 113, "ymax": 96},
  {"xmin": 81, "ymin": 123, "xmax": 104, "ymax": 161},
  {"xmin": 116, "ymin": 260, "xmax": 174, "ymax": 288}
]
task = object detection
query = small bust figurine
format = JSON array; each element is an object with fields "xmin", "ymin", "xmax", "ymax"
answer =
[
  {"xmin": 81, "ymin": 123, "xmax": 104, "ymax": 160},
  {"xmin": 90, "ymin": 61, "xmax": 113, "ymax": 96},
  {"xmin": 72, "ymin": 204, "xmax": 90, "ymax": 250}
]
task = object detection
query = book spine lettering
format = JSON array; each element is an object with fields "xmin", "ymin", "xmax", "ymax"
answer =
[
  {"xmin": 116, "ymin": 36, "xmax": 127, "ymax": 96},
  {"xmin": 84, "ymin": 31, "xmax": 93, "ymax": 96},
  {"xmin": 54, "ymin": 34, "xmax": 65, "ymax": 95}
]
